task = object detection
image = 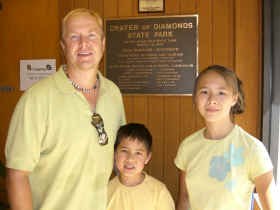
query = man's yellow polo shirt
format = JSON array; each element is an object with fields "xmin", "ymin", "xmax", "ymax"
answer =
[{"xmin": 5, "ymin": 66, "xmax": 126, "ymax": 210}]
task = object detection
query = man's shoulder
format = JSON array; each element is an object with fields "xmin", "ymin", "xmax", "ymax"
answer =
[
  {"xmin": 99, "ymin": 73, "xmax": 120, "ymax": 90},
  {"xmin": 98, "ymin": 72, "xmax": 123, "ymax": 98},
  {"xmin": 17, "ymin": 70, "xmax": 63, "ymax": 107},
  {"xmin": 25, "ymin": 70, "xmax": 60, "ymax": 94}
]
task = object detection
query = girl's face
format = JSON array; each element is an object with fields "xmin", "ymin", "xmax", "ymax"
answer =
[{"xmin": 195, "ymin": 71, "xmax": 238, "ymax": 124}]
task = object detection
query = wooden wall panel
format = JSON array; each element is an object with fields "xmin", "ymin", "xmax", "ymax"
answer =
[
  {"xmin": 119, "ymin": 0, "xmax": 134, "ymax": 17},
  {"xmin": 180, "ymin": 97, "xmax": 197, "ymax": 139},
  {"xmin": 132, "ymin": 96, "xmax": 148, "ymax": 124},
  {"xmin": 235, "ymin": 0, "xmax": 262, "ymax": 138},
  {"xmin": 213, "ymin": 0, "xmax": 234, "ymax": 68},
  {"xmin": 164, "ymin": 97, "xmax": 181, "ymax": 199},
  {"xmin": 165, "ymin": 0, "xmax": 180, "ymax": 14},
  {"xmin": 131, "ymin": 0, "xmax": 138, "ymax": 16},
  {"xmin": 89, "ymin": 0, "xmax": 104, "ymax": 17},
  {"xmin": 147, "ymin": 97, "xmax": 164, "ymax": 178},
  {"xmin": 73, "ymin": 0, "xmax": 89, "ymax": 9},
  {"xmin": 180, "ymin": 0, "xmax": 197, "ymax": 14},
  {"xmin": 197, "ymin": 0, "xmax": 213, "ymax": 69},
  {"xmin": 59, "ymin": 0, "xmax": 74, "ymax": 19},
  {"xmin": 104, "ymin": 0, "xmax": 118, "ymax": 17},
  {"xmin": 123, "ymin": 96, "xmax": 134, "ymax": 123}
]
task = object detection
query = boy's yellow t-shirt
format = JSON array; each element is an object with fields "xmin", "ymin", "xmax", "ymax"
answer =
[{"xmin": 107, "ymin": 173, "xmax": 175, "ymax": 210}]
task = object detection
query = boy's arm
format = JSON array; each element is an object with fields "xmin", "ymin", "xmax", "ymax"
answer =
[
  {"xmin": 6, "ymin": 168, "xmax": 33, "ymax": 210},
  {"xmin": 176, "ymin": 170, "xmax": 190, "ymax": 210},
  {"xmin": 254, "ymin": 170, "xmax": 278, "ymax": 210}
]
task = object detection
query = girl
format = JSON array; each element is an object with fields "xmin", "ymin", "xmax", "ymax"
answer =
[{"xmin": 175, "ymin": 65, "xmax": 277, "ymax": 210}]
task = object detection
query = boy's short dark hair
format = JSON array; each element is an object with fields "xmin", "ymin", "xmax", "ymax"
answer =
[{"xmin": 115, "ymin": 123, "xmax": 152, "ymax": 153}]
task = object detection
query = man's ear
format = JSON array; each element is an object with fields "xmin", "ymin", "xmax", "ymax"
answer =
[
  {"xmin": 102, "ymin": 37, "xmax": 106, "ymax": 51},
  {"xmin": 145, "ymin": 152, "xmax": 152, "ymax": 165}
]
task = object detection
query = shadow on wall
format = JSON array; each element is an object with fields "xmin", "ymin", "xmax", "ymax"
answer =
[
  {"xmin": 0, "ymin": 161, "xmax": 5, "ymax": 179},
  {"xmin": 0, "ymin": 161, "xmax": 9, "ymax": 209},
  {"xmin": 0, "ymin": 201, "xmax": 9, "ymax": 210}
]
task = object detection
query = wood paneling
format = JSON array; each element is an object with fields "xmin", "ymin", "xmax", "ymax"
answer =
[
  {"xmin": 0, "ymin": 0, "xmax": 263, "ymax": 205},
  {"xmin": 147, "ymin": 97, "xmax": 164, "ymax": 178},
  {"xmin": 73, "ymin": 0, "xmax": 88, "ymax": 9},
  {"xmin": 235, "ymin": 0, "xmax": 262, "ymax": 138},
  {"xmin": 165, "ymin": 0, "xmax": 180, "ymax": 14},
  {"xmin": 180, "ymin": 0, "xmax": 197, "ymax": 14},
  {"xmin": 133, "ymin": 96, "xmax": 148, "ymax": 124},
  {"xmin": 123, "ymin": 96, "xmax": 134, "ymax": 123},
  {"xmin": 59, "ymin": 0, "xmax": 74, "ymax": 20},
  {"xmin": 119, "ymin": 0, "xmax": 134, "ymax": 17},
  {"xmin": 180, "ymin": 97, "xmax": 197, "ymax": 139},
  {"xmin": 213, "ymin": 0, "xmax": 234, "ymax": 68},
  {"xmin": 164, "ymin": 97, "xmax": 181, "ymax": 198},
  {"xmin": 197, "ymin": 0, "xmax": 212, "ymax": 67},
  {"xmin": 89, "ymin": 0, "xmax": 104, "ymax": 17},
  {"xmin": 104, "ymin": 0, "xmax": 118, "ymax": 17}
]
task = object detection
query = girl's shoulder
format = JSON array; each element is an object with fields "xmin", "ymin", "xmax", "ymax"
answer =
[
  {"xmin": 234, "ymin": 125, "xmax": 262, "ymax": 145},
  {"xmin": 180, "ymin": 128, "xmax": 205, "ymax": 145},
  {"xmin": 233, "ymin": 125, "xmax": 270, "ymax": 158}
]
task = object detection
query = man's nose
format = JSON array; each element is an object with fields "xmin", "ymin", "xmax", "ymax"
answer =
[{"xmin": 79, "ymin": 36, "xmax": 89, "ymax": 47}]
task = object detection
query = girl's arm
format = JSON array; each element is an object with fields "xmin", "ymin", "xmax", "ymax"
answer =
[
  {"xmin": 254, "ymin": 170, "xmax": 278, "ymax": 210},
  {"xmin": 176, "ymin": 170, "xmax": 190, "ymax": 210}
]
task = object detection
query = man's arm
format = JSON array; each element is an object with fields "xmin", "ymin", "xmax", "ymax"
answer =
[
  {"xmin": 176, "ymin": 170, "xmax": 190, "ymax": 210},
  {"xmin": 254, "ymin": 170, "xmax": 278, "ymax": 210},
  {"xmin": 6, "ymin": 168, "xmax": 33, "ymax": 210}
]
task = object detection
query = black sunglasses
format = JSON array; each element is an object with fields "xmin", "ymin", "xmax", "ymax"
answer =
[{"xmin": 91, "ymin": 112, "xmax": 108, "ymax": 145}]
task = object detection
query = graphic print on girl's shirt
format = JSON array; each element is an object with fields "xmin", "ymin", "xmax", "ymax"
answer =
[{"xmin": 209, "ymin": 144, "xmax": 245, "ymax": 191}]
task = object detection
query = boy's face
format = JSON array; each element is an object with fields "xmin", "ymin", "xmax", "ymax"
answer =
[{"xmin": 115, "ymin": 137, "xmax": 151, "ymax": 183}]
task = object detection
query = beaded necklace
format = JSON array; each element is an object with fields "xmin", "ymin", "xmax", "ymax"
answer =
[{"xmin": 64, "ymin": 66, "xmax": 99, "ymax": 93}]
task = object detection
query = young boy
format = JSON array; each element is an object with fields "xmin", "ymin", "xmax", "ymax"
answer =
[{"xmin": 107, "ymin": 123, "xmax": 175, "ymax": 210}]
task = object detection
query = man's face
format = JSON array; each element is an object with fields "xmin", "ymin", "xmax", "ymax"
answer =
[{"xmin": 61, "ymin": 13, "xmax": 105, "ymax": 71}]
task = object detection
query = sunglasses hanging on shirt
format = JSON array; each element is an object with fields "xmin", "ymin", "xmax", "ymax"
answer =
[{"xmin": 91, "ymin": 112, "xmax": 108, "ymax": 145}]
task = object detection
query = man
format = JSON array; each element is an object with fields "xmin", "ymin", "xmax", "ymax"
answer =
[{"xmin": 5, "ymin": 8, "xmax": 126, "ymax": 210}]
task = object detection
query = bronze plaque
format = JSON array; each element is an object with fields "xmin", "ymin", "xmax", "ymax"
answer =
[{"xmin": 105, "ymin": 15, "xmax": 198, "ymax": 95}]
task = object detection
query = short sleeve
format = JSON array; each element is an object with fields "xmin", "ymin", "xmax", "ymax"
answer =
[
  {"xmin": 174, "ymin": 141, "xmax": 187, "ymax": 172},
  {"xmin": 5, "ymin": 91, "xmax": 44, "ymax": 172},
  {"xmin": 248, "ymin": 140, "xmax": 273, "ymax": 181}
]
